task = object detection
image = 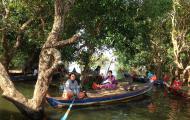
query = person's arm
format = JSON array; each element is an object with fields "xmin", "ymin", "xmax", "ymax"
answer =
[
  {"xmin": 101, "ymin": 76, "xmax": 111, "ymax": 84},
  {"xmin": 64, "ymin": 80, "xmax": 72, "ymax": 92},
  {"xmin": 73, "ymin": 81, "xmax": 80, "ymax": 95},
  {"xmin": 112, "ymin": 76, "xmax": 116, "ymax": 81},
  {"xmin": 111, "ymin": 76, "xmax": 116, "ymax": 84},
  {"xmin": 104, "ymin": 76, "xmax": 108, "ymax": 80},
  {"xmin": 102, "ymin": 79, "xmax": 110, "ymax": 84}
]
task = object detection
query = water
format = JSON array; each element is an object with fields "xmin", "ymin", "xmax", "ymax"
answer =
[{"xmin": 0, "ymin": 82, "xmax": 190, "ymax": 120}]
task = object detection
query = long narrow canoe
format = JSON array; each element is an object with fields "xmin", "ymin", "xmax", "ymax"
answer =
[
  {"xmin": 46, "ymin": 82, "xmax": 152, "ymax": 108},
  {"xmin": 10, "ymin": 75, "xmax": 37, "ymax": 81}
]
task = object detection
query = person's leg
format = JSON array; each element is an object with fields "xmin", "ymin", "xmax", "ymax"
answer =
[
  {"xmin": 92, "ymin": 82, "xmax": 101, "ymax": 89},
  {"xmin": 62, "ymin": 93, "xmax": 69, "ymax": 100},
  {"xmin": 62, "ymin": 91, "xmax": 73, "ymax": 100},
  {"xmin": 78, "ymin": 92, "xmax": 85, "ymax": 99}
]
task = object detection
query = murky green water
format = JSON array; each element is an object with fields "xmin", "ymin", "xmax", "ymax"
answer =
[{"xmin": 0, "ymin": 82, "xmax": 190, "ymax": 120}]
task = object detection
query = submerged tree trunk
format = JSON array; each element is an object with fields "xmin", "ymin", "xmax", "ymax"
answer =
[{"xmin": 0, "ymin": 0, "xmax": 80, "ymax": 119}]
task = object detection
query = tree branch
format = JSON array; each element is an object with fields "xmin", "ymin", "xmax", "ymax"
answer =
[
  {"xmin": 32, "ymin": 0, "xmax": 77, "ymax": 109},
  {"xmin": 1, "ymin": 29, "xmax": 10, "ymax": 55},
  {"xmin": 45, "ymin": 48, "xmax": 62, "ymax": 76},
  {"xmin": 63, "ymin": 0, "xmax": 75, "ymax": 16},
  {"xmin": 2, "ymin": 0, "xmax": 10, "ymax": 19},
  {"xmin": 40, "ymin": 16, "xmax": 45, "ymax": 32},
  {"xmin": 43, "ymin": 34, "xmax": 80, "ymax": 49},
  {"xmin": 0, "ymin": 62, "xmax": 29, "ymax": 106},
  {"xmin": 183, "ymin": 66, "xmax": 190, "ymax": 75},
  {"xmin": 20, "ymin": 18, "xmax": 33, "ymax": 31},
  {"xmin": 14, "ymin": 18, "xmax": 33, "ymax": 49}
]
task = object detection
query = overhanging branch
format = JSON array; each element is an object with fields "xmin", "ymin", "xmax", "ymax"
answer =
[
  {"xmin": 43, "ymin": 34, "xmax": 80, "ymax": 49},
  {"xmin": 14, "ymin": 18, "xmax": 33, "ymax": 49}
]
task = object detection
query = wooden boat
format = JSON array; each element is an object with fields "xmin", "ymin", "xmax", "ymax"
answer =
[
  {"xmin": 10, "ymin": 74, "xmax": 37, "ymax": 81},
  {"xmin": 46, "ymin": 82, "xmax": 152, "ymax": 108},
  {"xmin": 131, "ymin": 76, "xmax": 164, "ymax": 87},
  {"xmin": 163, "ymin": 82, "xmax": 190, "ymax": 98},
  {"xmin": 132, "ymin": 77, "xmax": 149, "ymax": 83},
  {"xmin": 153, "ymin": 80, "xmax": 165, "ymax": 86}
]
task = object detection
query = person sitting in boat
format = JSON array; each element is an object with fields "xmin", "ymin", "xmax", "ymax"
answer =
[
  {"xmin": 94, "ymin": 66, "xmax": 101, "ymax": 75},
  {"xmin": 147, "ymin": 71, "xmax": 157, "ymax": 82},
  {"xmin": 162, "ymin": 73, "xmax": 170, "ymax": 83},
  {"xmin": 33, "ymin": 68, "xmax": 38, "ymax": 76},
  {"xmin": 62, "ymin": 73, "xmax": 85, "ymax": 100},
  {"xmin": 92, "ymin": 70, "xmax": 118, "ymax": 89},
  {"xmin": 170, "ymin": 77, "xmax": 183, "ymax": 91},
  {"xmin": 119, "ymin": 68, "xmax": 131, "ymax": 80},
  {"xmin": 163, "ymin": 73, "xmax": 170, "ymax": 82},
  {"xmin": 130, "ymin": 70, "xmax": 138, "ymax": 80},
  {"xmin": 130, "ymin": 70, "xmax": 148, "ymax": 83}
]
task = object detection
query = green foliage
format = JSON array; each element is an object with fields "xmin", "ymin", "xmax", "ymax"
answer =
[
  {"xmin": 0, "ymin": 0, "xmax": 54, "ymax": 68},
  {"xmin": 2, "ymin": 0, "xmax": 190, "ymax": 79},
  {"xmin": 10, "ymin": 51, "xmax": 27, "ymax": 69},
  {"xmin": 111, "ymin": 0, "xmax": 173, "ymax": 73}
]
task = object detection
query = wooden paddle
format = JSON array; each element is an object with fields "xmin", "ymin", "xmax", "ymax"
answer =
[{"xmin": 60, "ymin": 97, "xmax": 75, "ymax": 120}]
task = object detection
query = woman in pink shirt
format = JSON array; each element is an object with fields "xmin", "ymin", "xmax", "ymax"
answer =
[{"xmin": 93, "ymin": 70, "xmax": 117, "ymax": 89}]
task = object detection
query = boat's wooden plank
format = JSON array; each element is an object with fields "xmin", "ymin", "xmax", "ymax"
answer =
[{"xmin": 86, "ymin": 83, "xmax": 147, "ymax": 98}]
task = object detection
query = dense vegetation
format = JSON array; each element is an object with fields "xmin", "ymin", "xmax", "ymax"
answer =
[
  {"xmin": 1, "ymin": 0, "xmax": 190, "ymax": 78},
  {"xmin": 1, "ymin": 0, "xmax": 190, "ymax": 119}
]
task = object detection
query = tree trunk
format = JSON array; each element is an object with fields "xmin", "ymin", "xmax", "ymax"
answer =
[
  {"xmin": 171, "ymin": 0, "xmax": 183, "ymax": 70},
  {"xmin": 0, "ymin": 0, "xmax": 79, "ymax": 119},
  {"xmin": 0, "ymin": 63, "xmax": 42, "ymax": 119},
  {"xmin": 155, "ymin": 62, "xmax": 162, "ymax": 80},
  {"xmin": 171, "ymin": 0, "xmax": 190, "ymax": 71},
  {"xmin": 1, "ymin": 55, "xmax": 11, "ymax": 72}
]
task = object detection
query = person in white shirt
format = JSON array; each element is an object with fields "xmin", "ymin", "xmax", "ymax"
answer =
[
  {"xmin": 62, "ymin": 73, "xmax": 85, "ymax": 100},
  {"xmin": 33, "ymin": 69, "xmax": 38, "ymax": 76}
]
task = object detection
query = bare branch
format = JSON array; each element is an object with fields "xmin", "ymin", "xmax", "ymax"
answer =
[
  {"xmin": 1, "ymin": 30, "xmax": 8, "ymax": 49},
  {"xmin": 77, "ymin": 43, "xmax": 87, "ymax": 51},
  {"xmin": 2, "ymin": 0, "xmax": 10, "ymax": 19},
  {"xmin": 40, "ymin": 17, "xmax": 45, "ymax": 32},
  {"xmin": 20, "ymin": 18, "xmax": 33, "ymax": 31},
  {"xmin": 183, "ymin": 66, "xmax": 190, "ymax": 75},
  {"xmin": 14, "ymin": 18, "xmax": 33, "ymax": 49},
  {"xmin": 43, "ymin": 34, "xmax": 80, "ymax": 49},
  {"xmin": 63, "ymin": 0, "xmax": 75, "ymax": 15}
]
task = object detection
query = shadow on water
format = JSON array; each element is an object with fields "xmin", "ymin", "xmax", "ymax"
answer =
[{"xmin": 0, "ymin": 109, "xmax": 26, "ymax": 120}]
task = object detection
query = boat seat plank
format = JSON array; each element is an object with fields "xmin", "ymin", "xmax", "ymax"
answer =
[{"xmin": 86, "ymin": 83, "xmax": 146, "ymax": 98}]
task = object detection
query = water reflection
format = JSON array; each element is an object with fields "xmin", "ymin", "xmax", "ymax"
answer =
[
  {"xmin": 0, "ymin": 109, "xmax": 26, "ymax": 120},
  {"xmin": 45, "ymin": 96, "xmax": 152, "ymax": 120},
  {"xmin": 147, "ymin": 102, "xmax": 156, "ymax": 113},
  {"xmin": 1, "ymin": 82, "xmax": 190, "ymax": 120},
  {"xmin": 167, "ymin": 99, "xmax": 179, "ymax": 120},
  {"xmin": 167, "ymin": 98, "xmax": 190, "ymax": 120}
]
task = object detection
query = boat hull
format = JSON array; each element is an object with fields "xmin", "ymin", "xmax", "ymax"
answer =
[
  {"xmin": 10, "ymin": 75, "xmax": 37, "ymax": 81},
  {"xmin": 46, "ymin": 82, "xmax": 152, "ymax": 108}
]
